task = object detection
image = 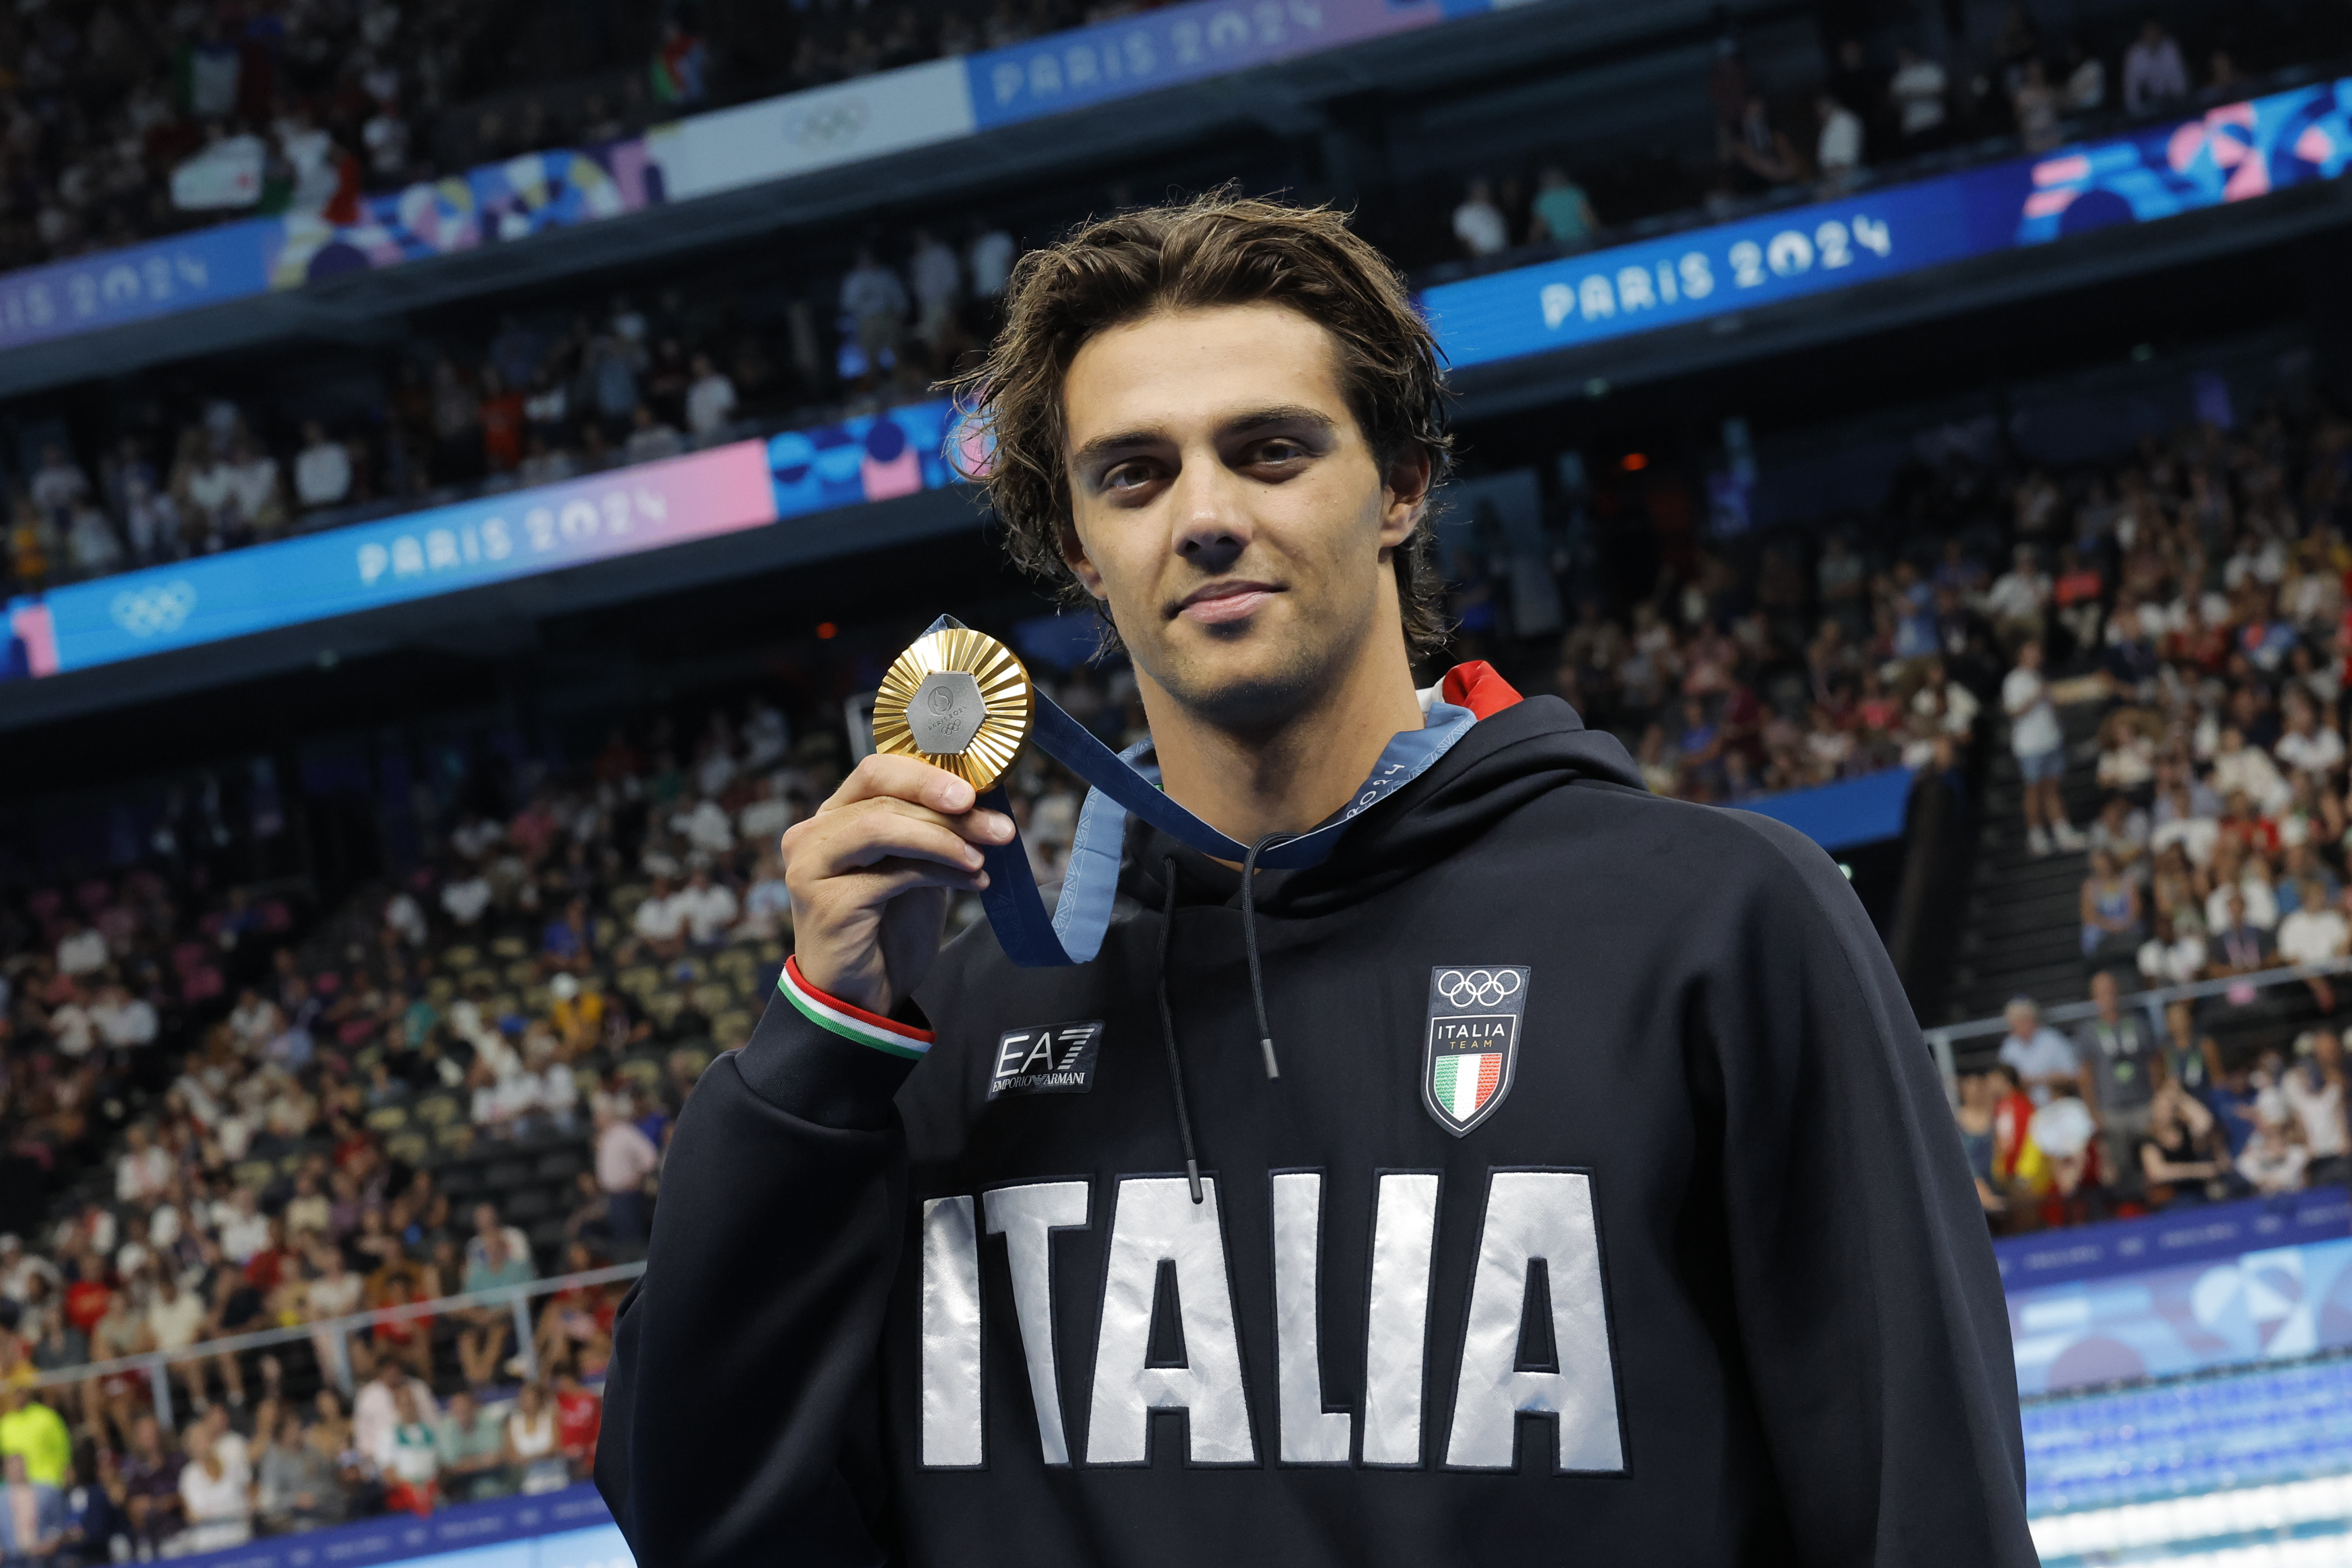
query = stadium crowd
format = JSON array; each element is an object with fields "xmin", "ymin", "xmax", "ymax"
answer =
[
  {"xmin": 1950, "ymin": 383, "xmax": 2352, "ymax": 1231},
  {"xmin": 1, "ymin": 221, "xmax": 1020, "ymax": 597},
  {"xmin": 1439, "ymin": 6, "xmax": 2347, "ymax": 272}
]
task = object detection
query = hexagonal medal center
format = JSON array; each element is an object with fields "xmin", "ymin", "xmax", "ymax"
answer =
[{"xmin": 908, "ymin": 670, "xmax": 986, "ymax": 754}]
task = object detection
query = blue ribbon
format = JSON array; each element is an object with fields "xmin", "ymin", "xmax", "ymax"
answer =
[{"xmin": 920, "ymin": 617, "xmax": 1476, "ymax": 967}]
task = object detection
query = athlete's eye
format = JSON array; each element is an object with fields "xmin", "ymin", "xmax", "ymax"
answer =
[{"xmin": 1102, "ymin": 463, "xmax": 1153, "ymax": 491}]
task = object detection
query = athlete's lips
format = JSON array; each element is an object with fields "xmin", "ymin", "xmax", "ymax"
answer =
[{"xmin": 1172, "ymin": 581, "xmax": 1281, "ymax": 625}]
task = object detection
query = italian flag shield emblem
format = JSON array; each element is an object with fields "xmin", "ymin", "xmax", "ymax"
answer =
[{"xmin": 1422, "ymin": 966, "xmax": 1529, "ymax": 1136}]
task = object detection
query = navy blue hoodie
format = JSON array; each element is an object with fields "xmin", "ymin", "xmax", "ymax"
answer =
[{"xmin": 595, "ymin": 682, "xmax": 2035, "ymax": 1566}]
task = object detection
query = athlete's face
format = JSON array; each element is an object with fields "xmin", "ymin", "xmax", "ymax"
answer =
[{"xmin": 1058, "ymin": 302, "xmax": 1427, "ymax": 730}]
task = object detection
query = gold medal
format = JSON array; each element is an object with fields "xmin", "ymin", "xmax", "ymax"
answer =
[{"xmin": 870, "ymin": 626, "xmax": 1035, "ymax": 790}]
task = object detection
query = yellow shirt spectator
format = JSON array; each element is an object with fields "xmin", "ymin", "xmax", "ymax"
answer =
[{"xmin": 0, "ymin": 1394, "xmax": 73, "ymax": 1486}]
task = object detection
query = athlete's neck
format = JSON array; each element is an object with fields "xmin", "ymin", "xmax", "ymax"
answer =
[{"xmin": 1137, "ymin": 635, "xmax": 1426, "ymax": 853}]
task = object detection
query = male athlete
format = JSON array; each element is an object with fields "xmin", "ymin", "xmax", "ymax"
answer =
[{"xmin": 596, "ymin": 194, "xmax": 2034, "ymax": 1566}]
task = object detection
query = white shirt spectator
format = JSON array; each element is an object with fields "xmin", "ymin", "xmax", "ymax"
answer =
[
  {"xmin": 840, "ymin": 258, "xmax": 909, "ymax": 323},
  {"xmin": 2139, "ymin": 926, "xmax": 2207, "ymax": 986},
  {"xmin": 2283, "ymin": 1064, "xmax": 2348, "ymax": 1158},
  {"xmin": 2275, "ymin": 902, "xmax": 2345, "ymax": 965},
  {"xmin": 1890, "ymin": 53, "xmax": 1948, "ymax": 136},
  {"xmin": 67, "ymin": 506, "xmax": 123, "ymax": 574},
  {"xmin": 355, "ymin": 1375, "xmax": 441, "ymax": 1469},
  {"xmin": 450, "ymin": 817, "xmax": 505, "ymax": 861},
  {"xmin": 2002, "ymin": 665, "xmax": 2062, "ymax": 759},
  {"xmin": 2205, "ymin": 876, "xmax": 2279, "ymax": 935},
  {"xmin": 92, "ymin": 994, "xmax": 158, "ymax": 1049},
  {"xmin": 30, "ymin": 449, "xmax": 89, "ymax": 518},
  {"xmin": 1999, "ymin": 1026, "xmax": 2078, "ymax": 1106},
  {"xmin": 739, "ymin": 785, "xmax": 793, "ymax": 847},
  {"xmin": 677, "ymin": 797, "xmax": 734, "ymax": 856},
  {"xmin": 56, "ymin": 927, "xmax": 108, "ymax": 976},
  {"xmin": 742, "ymin": 702, "xmax": 789, "ymax": 769},
  {"xmin": 225, "ymin": 452, "xmax": 281, "ymax": 523},
  {"xmin": 217, "ymin": 1200, "xmax": 271, "ymax": 1265},
  {"xmin": 1816, "ymin": 103, "xmax": 1863, "ymax": 173},
  {"xmin": 673, "ymin": 879, "xmax": 739, "ymax": 944},
  {"xmin": 2277, "ymin": 726, "xmax": 2345, "ymax": 776},
  {"xmin": 1451, "ymin": 189, "xmax": 1509, "ymax": 258},
  {"xmin": 384, "ymin": 891, "xmax": 428, "ymax": 947},
  {"xmin": 442, "ymin": 874, "xmax": 493, "ymax": 927},
  {"xmin": 294, "ymin": 434, "xmax": 352, "ymax": 509},
  {"xmin": 632, "ymin": 891, "xmax": 687, "ymax": 944},
  {"xmin": 2212, "ymin": 739, "xmax": 2292, "ymax": 816},
  {"xmin": 116, "ymin": 1146, "xmax": 171, "ymax": 1205},
  {"xmin": 1984, "ymin": 565, "xmax": 2050, "ymax": 626},
  {"xmin": 596, "ymin": 1117, "xmax": 660, "ymax": 1196},
  {"xmin": 48, "ymin": 1001, "xmax": 96, "ymax": 1059},
  {"xmin": 685, "ymin": 368, "xmax": 738, "ymax": 436}
]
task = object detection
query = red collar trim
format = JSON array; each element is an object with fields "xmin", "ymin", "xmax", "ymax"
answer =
[{"xmin": 1439, "ymin": 661, "xmax": 1523, "ymax": 721}]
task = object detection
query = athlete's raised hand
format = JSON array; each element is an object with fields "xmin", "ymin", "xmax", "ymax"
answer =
[{"xmin": 780, "ymin": 753, "xmax": 1015, "ymax": 1015}]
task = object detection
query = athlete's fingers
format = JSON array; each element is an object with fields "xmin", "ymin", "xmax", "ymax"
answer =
[
  {"xmin": 810, "ymin": 859, "xmax": 991, "ymax": 902},
  {"xmin": 824, "ymin": 753, "xmax": 982, "ymax": 817},
  {"xmin": 784, "ymin": 809, "xmax": 992, "ymax": 881}
]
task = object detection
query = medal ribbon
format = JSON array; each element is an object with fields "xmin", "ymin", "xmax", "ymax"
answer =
[{"xmin": 917, "ymin": 616, "xmax": 1477, "ymax": 966}]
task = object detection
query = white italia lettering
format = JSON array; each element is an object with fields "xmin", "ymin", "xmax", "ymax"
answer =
[
  {"xmin": 1443, "ymin": 1170, "xmax": 1624, "ymax": 1472},
  {"xmin": 1085, "ymin": 1177, "xmax": 1256, "ymax": 1465},
  {"xmin": 1360, "ymin": 1172, "xmax": 1439, "ymax": 1465},
  {"xmin": 984, "ymin": 1181, "xmax": 1090, "ymax": 1466},
  {"xmin": 918, "ymin": 1195, "xmax": 984, "ymax": 1468},
  {"xmin": 1270, "ymin": 1172, "xmax": 1351, "ymax": 1464}
]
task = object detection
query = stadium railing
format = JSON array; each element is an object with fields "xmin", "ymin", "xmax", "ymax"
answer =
[
  {"xmin": 27, "ymin": 1260, "xmax": 648, "ymax": 1430},
  {"xmin": 1922, "ymin": 957, "xmax": 2352, "ymax": 1092}
]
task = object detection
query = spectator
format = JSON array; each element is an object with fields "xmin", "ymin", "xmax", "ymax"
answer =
[
  {"xmin": 0, "ymin": 1453, "xmax": 64, "ymax": 1562},
  {"xmin": 383, "ymin": 1388, "xmax": 440, "ymax": 1516},
  {"xmin": 176, "ymin": 1409, "xmax": 252, "ymax": 1552},
  {"xmin": 2063, "ymin": 37, "xmax": 2106, "ymax": 111},
  {"xmin": 2283, "ymin": 1030, "xmax": 2350, "ymax": 1183},
  {"xmin": 551, "ymin": 1363, "xmax": 601, "ymax": 1474},
  {"xmin": 684, "ymin": 354, "xmax": 738, "ymax": 438},
  {"xmin": 28, "ymin": 446, "xmax": 89, "ymax": 525},
  {"xmin": 908, "ymin": 228, "xmax": 964, "ymax": 369},
  {"xmin": 293, "ymin": 422, "xmax": 353, "ymax": 511},
  {"xmin": 1889, "ymin": 46, "xmax": 1948, "ymax": 145},
  {"xmin": 840, "ymin": 247, "xmax": 910, "ymax": 381},
  {"xmin": 1450, "ymin": 178, "xmax": 1509, "ymax": 259},
  {"xmin": 481, "ymin": 370, "xmax": 526, "ymax": 474},
  {"xmin": 1999, "ymin": 996, "xmax": 2084, "ymax": 1107},
  {"xmin": 2012, "ymin": 58, "xmax": 2062, "ymax": 153},
  {"xmin": 353, "ymin": 1359, "xmax": 437, "ymax": 1472},
  {"xmin": 2079, "ymin": 851, "xmax": 2140, "ymax": 961},
  {"xmin": 455, "ymin": 1206, "xmax": 535, "ymax": 1388},
  {"xmin": 2004, "ymin": 641, "xmax": 2083, "ymax": 856},
  {"xmin": 629, "ymin": 876, "xmax": 687, "ymax": 959},
  {"xmin": 118, "ymin": 1415, "xmax": 182, "ymax": 1553},
  {"xmin": 0, "ymin": 1392, "xmax": 70, "ymax": 1490},
  {"xmin": 623, "ymin": 405, "xmax": 685, "ymax": 464},
  {"xmin": 594, "ymin": 1104, "xmax": 660, "ymax": 1253},
  {"xmin": 967, "ymin": 219, "xmax": 1017, "ymax": 307},
  {"xmin": 1526, "ymin": 166, "xmax": 1596, "ymax": 247},
  {"xmin": 434, "ymin": 1390, "xmax": 507, "ymax": 1503},
  {"xmin": 2123, "ymin": 17, "xmax": 2189, "ymax": 113},
  {"xmin": 2073, "ymin": 971, "xmax": 2158, "ymax": 1181},
  {"xmin": 256, "ymin": 1409, "xmax": 341, "ymax": 1532},
  {"xmin": 502, "ymin": 1383, "xmax": 565, "ymax": 1494},
  {"xmin": 673, "ymin": 868, "xmax": 739, "ymax": 947},
  {"xmin": 1814, "ymin": 93, "xmax": 1864, "ymax": 179}
]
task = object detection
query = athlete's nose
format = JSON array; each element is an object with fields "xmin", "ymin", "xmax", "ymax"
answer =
[{"xmin": 1169, "ymin": 461, "xmax": 1250, "ymax": 573}]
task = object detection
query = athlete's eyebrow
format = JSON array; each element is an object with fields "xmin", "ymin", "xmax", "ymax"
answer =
[{"xmin": 1070, "ymin": 406, "xmax": 1337, "ymax": 474}]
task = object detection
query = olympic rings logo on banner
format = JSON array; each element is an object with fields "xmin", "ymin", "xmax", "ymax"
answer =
[
  {"xmin": 1435, "ymin": 968, "xmax": 1522, "ymax": 1008},
  {"xmin": 110, "ymin": 580, "xmax": 197, "ymax": 638}
]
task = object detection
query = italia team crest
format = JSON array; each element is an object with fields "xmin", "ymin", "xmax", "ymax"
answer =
[{"xmin": 1421, "ymin": 965, "xmax": 1530, "ymax": 1136}]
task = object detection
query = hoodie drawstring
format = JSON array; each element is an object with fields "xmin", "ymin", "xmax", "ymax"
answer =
[
  {"xmin": 1158, "ymin": 839, "xmax": 1292, "ymax": 1205},
  {"xmin": 1157, "ymin": 856, "xmax": 1205, "ymax": 1204},
  {"xmin": 1240, "ymin": 834, "xmax": 1285, "ymax": 1082}
]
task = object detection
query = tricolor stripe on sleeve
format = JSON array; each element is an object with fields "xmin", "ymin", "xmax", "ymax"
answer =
[{"xmin": 778, "ymin": 956, "xmax": 936, "ymax": 1060}]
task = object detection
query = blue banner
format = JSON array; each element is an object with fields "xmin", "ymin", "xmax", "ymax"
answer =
[
  {"xmin": 768, "ymin": 398, "xmax": 961, "ymax": 518},
  {"xmin": 1425, "ymin": 74, "xmax": 2352, "ymax": 372},
  {"xmin": 1993, "ymin": 1185, "xmax": 2352, "ymax": 1292},
  {"xmin": 1731, "ymin": 765, "xmax": 1915, "ymax": 852},
  {"xmin": 0, "ymin": 221, "xmax": 273, "ymax": 353},
  {"xmin": 964, "ymin": 0, "xmax": 1455, "ymax": 129},
  {"xmin": 170, "ymin": 1485, "xmax": 627, "ymax": 1568},
  {"xmin": 23, "ymin": 442, "xmax": 778, "ymax": 677}
]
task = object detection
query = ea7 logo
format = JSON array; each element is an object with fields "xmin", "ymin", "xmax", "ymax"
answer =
[
  {"xmin": 1423, "ymin": 966, "xmax": 1530, "ymax": 1136},
  {"xmin": 989, "ymin": 1020, "xmax": 1104, "ymax": 1099}
]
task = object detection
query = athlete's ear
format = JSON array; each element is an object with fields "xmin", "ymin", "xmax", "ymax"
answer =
[
  {"xmin": 1060, "ymin": 516, "xmax": 1108, "ymax": 601},
  {"xmin": 1380, "ymin": 444, "xmax": 1432, "ymax": 547}
]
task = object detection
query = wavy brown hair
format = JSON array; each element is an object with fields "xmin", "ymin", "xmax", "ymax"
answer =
[{"xmin": 945, "ymin": 190, "xmax": 1453, "ymax": 659}]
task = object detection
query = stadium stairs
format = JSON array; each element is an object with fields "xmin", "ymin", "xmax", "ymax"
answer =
[{"xmin": 1942, "ymin": 695, "xmax": 2107, "ymax": 1037}]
